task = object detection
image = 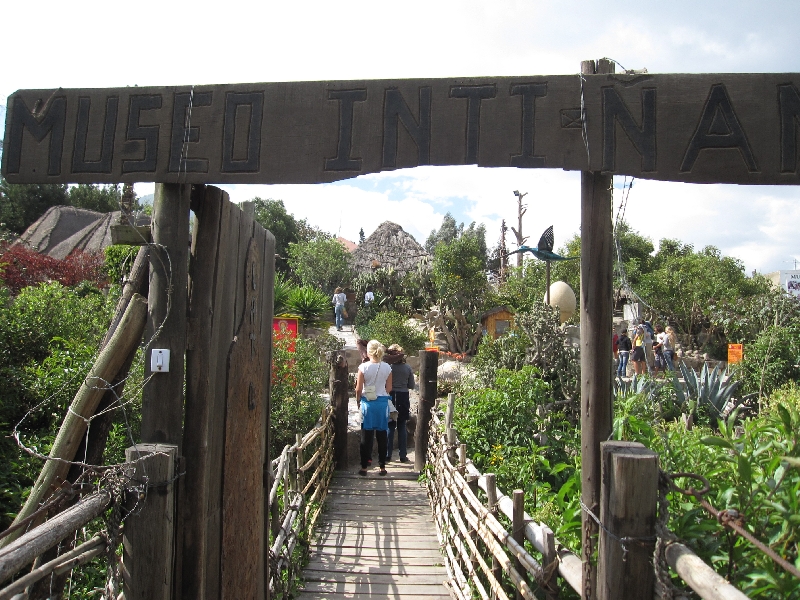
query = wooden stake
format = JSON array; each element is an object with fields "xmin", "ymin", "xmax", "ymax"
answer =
[
  {"xmin": 512, "ymin": 490, "xmax": 526, "ymax": 600},
  {"xmin": 580, "ymin": 57, "xmax": 615, "ymax": 600},
  {"xmin": 122, "ymin": 444, "xmax": 178, "ymax": 600},
  {"xmin": 445, "ymin": 392, "xmax": 456, "ymax": 431},
  {"xmin": 142, "ymin": 183, "xmax": 191, "ymax": 451},
  {"xmin": 415, "ymin": 349, "xmax": 439, "ymax": 472},
  {"xmin": 597, "ymin": 442, "xmax": 658, "ymax": 600},
  {"xmin": 329, "ymin": 350, "xmax": 349, "ymax": 470},
  {"xmin": 485, "ymin": 474, "xmax": 503, "ymax": 592}
]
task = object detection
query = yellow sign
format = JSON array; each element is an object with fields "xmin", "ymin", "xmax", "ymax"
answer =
[{"xmin": 728, "ymin": 344, "xmax": 743, "ymax": 364}]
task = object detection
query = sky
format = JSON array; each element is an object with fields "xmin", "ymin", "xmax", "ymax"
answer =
[{"xmin": 3, "ymin": 0, "xmax": 800, "ymax": 274}]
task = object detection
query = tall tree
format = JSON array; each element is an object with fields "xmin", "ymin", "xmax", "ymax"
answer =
[
  {"xmin": 287, "ymin": 234, "xmax": 354, "ymax": 295},
  {"xmin": 68, "ymin": 184, "xmax": 122, "ymax": 213},
  {"xmin": 0, "ymin": 178, "xmax": 68, "ymax": 235},
  {"xmin": 425, "ymin": 213, "xmax": 460, "ymax": 254},
  {"xmin": 252, "ymin": 197, "xmax": 317, "ymax": 274}
]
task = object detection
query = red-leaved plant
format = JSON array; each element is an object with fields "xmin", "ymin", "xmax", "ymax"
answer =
[{"xmin": 0, "ymin": 243, "xmax": 108, "ymax": 294}]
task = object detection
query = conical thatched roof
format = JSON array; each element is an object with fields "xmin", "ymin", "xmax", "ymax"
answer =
[
  {"xmin": 351, "ymin": 221, "xmax": 429, "ymax": 274},
  {"xmin": 18, "ymin": 206, "xmax": 150, "ymax": 259}
]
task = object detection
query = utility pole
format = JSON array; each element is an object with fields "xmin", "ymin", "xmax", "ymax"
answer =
[
  {"xmin": 499, "ymin": 219, "xmax": 508, "ymax": 284},
  {"xmin": 511, "ymin": 190, "xmax": 528, "ymax": 268}
]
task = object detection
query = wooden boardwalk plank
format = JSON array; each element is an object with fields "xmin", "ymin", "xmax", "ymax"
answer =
[{"xmin": 298, "ymin": 470, "xmax": 450, "ymax": 599}]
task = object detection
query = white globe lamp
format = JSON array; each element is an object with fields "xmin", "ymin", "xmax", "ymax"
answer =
[{"xmin": 544, "ymin": 281, "xmax": 577, "ymax": 323}]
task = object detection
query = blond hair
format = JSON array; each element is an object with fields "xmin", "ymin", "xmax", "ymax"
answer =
[
  {"xmin": 666, "ymin": 326, "xmax": 677, "ymax": 347},
  {"xmin": 366, "ymin": 339, "xmax": 385, "ymax": 360}
]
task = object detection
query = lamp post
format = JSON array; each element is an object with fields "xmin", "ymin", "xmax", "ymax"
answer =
[{"xmin": 511, "ymin": 190, "xmax": 528, "ymax": 268}]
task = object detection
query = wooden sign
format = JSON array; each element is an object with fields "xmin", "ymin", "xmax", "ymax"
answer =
[
  {"xmin": 728, "ymin": 343, "xmax": 743, "ymax": 364},
  {"xmin": 4, "ymin": 73, "xmax": 800, "ymax": 186}
]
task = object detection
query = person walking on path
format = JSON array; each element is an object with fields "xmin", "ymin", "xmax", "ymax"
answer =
[
  {"xmin": 332, "ymin": 287, "xmax": 347, "ymax": 331},
  {"xmin": 385, "ymin": 344, "xmax": 414, "ymax": 464},
  {"xmin": 356, "ymin": 340, "xmax": 393, "ymax": 476},
  {"xmin": 616, "ymin": 329, "xmax": 632, "ymax": 378}
]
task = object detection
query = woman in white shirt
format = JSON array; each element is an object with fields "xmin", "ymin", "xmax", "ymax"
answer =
[{"xmin": 356, "ymin": 340, "xmax": 393, "ymax": 476}]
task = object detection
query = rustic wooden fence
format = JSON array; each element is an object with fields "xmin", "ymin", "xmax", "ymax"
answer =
[
  {"xmin": 267, "ymin": 406, "xmax": 335, "ymax": 598},
  {"xmin": 428, "ymin": 393, "xmax": 751, "ymax": 600}
]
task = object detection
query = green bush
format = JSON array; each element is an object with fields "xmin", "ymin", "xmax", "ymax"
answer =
[
  {"xmin": 354, "ymin": 310, "xmax": 426, "ymax": 354},
  {"xmin": 736, "ymin": 325, "xmax": 800, "ymax": 397},
  {"xmin": 270, "ymin": 332, "xmax": 328, "ymax": 457},
  {"xmin": 104, "ymin": 245, "xmax": 139, "ymax": 286}
]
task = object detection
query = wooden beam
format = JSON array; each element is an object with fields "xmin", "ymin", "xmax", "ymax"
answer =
[
  {"xmin": 141, "ymin": 183, "xmax": 191, "ymax": 451},
  {"xmin": 580, "ymin": 57, "xmax": 615, "ymax": 600}
]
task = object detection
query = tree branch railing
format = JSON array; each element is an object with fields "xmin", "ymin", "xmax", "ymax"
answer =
[
  {"xmin": 427, "ymin": 395, "xmax": 750, "ymax": 600},
  {"xmin": 267, "ymin": 404, "xmax": 335, "ymax": 599}
]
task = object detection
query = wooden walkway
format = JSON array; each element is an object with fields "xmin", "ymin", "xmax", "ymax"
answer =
[{"xmin": 297, "ymin": 458, "xmax": 451, "ymax": 599}]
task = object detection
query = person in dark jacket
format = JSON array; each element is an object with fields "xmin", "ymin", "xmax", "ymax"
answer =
[
  {"xmin": 385, "ymin": 344, "xmax": 415, "ymax": 463},
  {"xmin": 616, "ymin": 329, "xmax": 632, "ymax": 377}
]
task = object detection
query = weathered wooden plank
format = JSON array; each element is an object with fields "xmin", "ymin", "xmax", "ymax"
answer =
[
  {"xmin": 221, "ymin": 237, "xmax": 266, "ymax": 600},
  {"xmin": 312, "ymin": 539, "xmax": 441, "ymax": 551},
  {"xmin": 205, "ymin": 193, "xmax": 239, "ymax": 600},
  {"xmin": 182, "ymin": 184, "xmax": 223, "ymax": 600},
  {"xmin": 300, "ymin": 581, "xmax": 450, "ymax": 595},
  {"xmin": 304, "ymin": 547, "xmax": 442, "ymax": 558},
  {"xmin": 7, "ymin": 74, "xmax": 800, "ymax": 186},
  {"xmin": 306, "ymin": 561, "xmax": 447, "ymax": 574},
  {"xmin": 303, "ymin": 571, "xmax": 447, "ymax": 585},
  {"xmin": 296, "ymin": 593, "xmax": 451, "ymax": 600}
]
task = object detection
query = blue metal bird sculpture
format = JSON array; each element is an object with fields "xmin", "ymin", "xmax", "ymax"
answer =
[{"xmin": 506, "ymin": 226, "xmax": 579, "ymax": 261}]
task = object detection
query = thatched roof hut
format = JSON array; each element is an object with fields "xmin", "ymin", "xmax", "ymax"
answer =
[
  {"xmin": 18, "ymin": 206, "xmax": 150, "ymax": 259},
  {"xmin": 351, "ymin": 221, "xmax": 429, "ymax": 274}
]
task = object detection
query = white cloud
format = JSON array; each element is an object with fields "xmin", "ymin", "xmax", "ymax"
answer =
[{"xmin": 9, "ymin": 0, "xmax": 800, "ymax": 279}]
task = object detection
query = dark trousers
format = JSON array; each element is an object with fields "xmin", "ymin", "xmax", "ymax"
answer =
[
  {"xmin": 386, "ymin": 391, "xmax": 410, "ymax": 460},
  {"xmin": 360, "ymin": 428, "xmax": 387, "ymax": 469}
]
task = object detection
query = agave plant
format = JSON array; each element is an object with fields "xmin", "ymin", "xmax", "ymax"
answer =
[
  {"xmin": 614, "ymin": 373, "xmax": 663, "ymax": 398},
  {"xmin": 672, "ymin": 360, "xmax": 741, "ymax": 426},
  {"xmin": 285, "ymin": 286, "xmax": 330, "ymax": 327},
  {"xmin": 273, "ymin": 274, "xmax": 292, "ymax": 316}
]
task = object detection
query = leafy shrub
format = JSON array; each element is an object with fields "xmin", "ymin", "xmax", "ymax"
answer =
[
  {"xmin": 0, "ymin": 244, "xmax": 107, "ymax": 294},
  {"xmin": 354, "ymin": 310, "xmax": 426, "ymax": 354},
  {"xmin": 736, "ymin": 324, "xmax": 800, "ymax": 398},
  {"xmin": 104, "ymin": 244, "xmax": 139, "ymax": 286},
  {"xmin": 270, "ymin": 332, "xmax": 328, "ymax": 457},
  {"xmin": 0, "ymin": 281, "xmax": 116, "ymax": 530}
]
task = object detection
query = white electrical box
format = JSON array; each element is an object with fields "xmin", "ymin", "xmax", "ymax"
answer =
[{"xmin": 151, "ymin": 349, "xmax": 171, "ymax": 373}]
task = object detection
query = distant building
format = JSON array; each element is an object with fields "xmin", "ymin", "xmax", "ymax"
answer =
[
  {"xmin": 336, "ymin": 236, "xmax": 357, "ymax": 253},
  {"xmin": 764, "ymin": 270, "xmax": 800, "ymax": 299}
]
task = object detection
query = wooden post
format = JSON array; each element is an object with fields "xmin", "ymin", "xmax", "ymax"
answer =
[
  {"xmin": 458, "ymin": 443, "xmax": 467, "ymax": 476},
  {"xmin": 597, "ymin": 442, "xmax": 658, "ymax": 600},
  {"xmin": 580, "ymin": 57, "xmax": 615, "ymax": 600},
  {"xmin": 512, "ymin": 489, "xmax": 527, "ymax": 600},
  {"xmin": 295, "ymin": 433, "xmax": 305, "ymax": 492},
  {"xmin": 414, "ymin": 349, "xmax": 439, "ymax": 472},
  {"xmin": 445, "ymin": 392, "xmax": 456, "ymax": 431},
  {"xmin": 123, "ymin": 444, "xmax": 178, "ymax": 600},
  {"xmin": 329, "ymin": 350, "xmax": 349, "ymax": 470},
  {"xmin": 447, "ymin": 427, "xmax": 457, "ymax": 464},
  {"xmin": 142, "ymin": 183, "xmax": 191, "ymax": 450},
  {"xmin": 542, "ymin": 524, "xmax": 559, "ymax": 600},
  {"xmin": 485, "ymin": 474, "xmax": 503, "ymax": 592},
  {"xmin": 546, "ymin": 260, "xmax": 551, "ymax": 306}
]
